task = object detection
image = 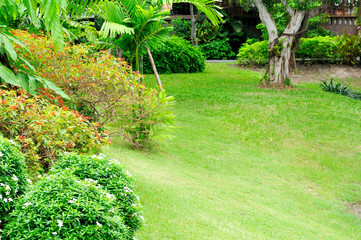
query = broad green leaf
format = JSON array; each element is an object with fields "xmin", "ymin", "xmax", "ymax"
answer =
[{"xmin": 0, "ymin": 63, "xmax": 20, "ymax": 86}]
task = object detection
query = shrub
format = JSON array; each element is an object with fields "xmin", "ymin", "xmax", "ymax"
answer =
[
  {"xmin": 13, "ymin": 29, "xmax": 175, "ymax": 149},
  {"xmin": 173, "ymin": 17, "xmax": 191, "ymax": 40},
  {"xmin": 143, "ymin": 36, "xmax": 205, "ymax": 74},
  {"xmin": 3, "ymin": 171, "xmax": 130, "ymax": 239},
  {"xmin": 336, "ymin": 32, "xmax": 361, "ymax": 65},
  {"xmin": 296, "ymin": 36, "xmax": 338, "ymax": 60},
  {"xmin": 51, "ymin": 153, "xmax": 143, "ymax": 235},
  {"xmin": 237, "ymin": 40, "xmax": 269, "ymax": 65},
  {"xmin": 199, "ymin": 39, "xmax": 235, "ymax": 60},
  {"xmin": 0, "ymin": 89, "xmax": 109, "ymax": 176},
  {"xmin": 321, "ymin": 79, "xmax": 361, "ymax": 100},
  {"xmin": 0, "ymin": 137, "xmax": 28, "ymax": 226},
  {"xmin": 237, "ymin": 36, "xmax": 341, "ymax": 66}
]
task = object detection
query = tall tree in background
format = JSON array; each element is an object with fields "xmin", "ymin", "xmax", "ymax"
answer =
[{"xmin": 239, "ymin": 0, "xmax": 357, "ymax": 87}]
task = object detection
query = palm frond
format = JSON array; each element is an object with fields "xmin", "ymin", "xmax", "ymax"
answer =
[{"xmin": 100, "ymin": 21, "xmax": 134, "ymax": 38}]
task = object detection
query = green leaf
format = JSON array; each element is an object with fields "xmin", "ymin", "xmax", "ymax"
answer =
[{"xmin": 0, "ymin": 63, "xmax": 20, "ymax": 86}]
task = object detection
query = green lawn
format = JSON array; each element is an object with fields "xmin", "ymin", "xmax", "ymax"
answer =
[{"xmin": 110, "ymin": 63, "xmax": 361, "ymax": 239}]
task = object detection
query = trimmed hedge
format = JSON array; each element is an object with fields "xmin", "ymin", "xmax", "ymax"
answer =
[
  {"xmin": 0, "ymin": 137, "xmax": 28, "ymax": 225},
  {"xmin": 237, "ymin": 35, "xmax": 361, "ymax": 65},
  {"xmin": 143, "ymin": 36, "xmax": 205, "ymax": 74},
  {"xmin": 3, "ymin": 171, "xmax": 130, "ymax": 239},
  {"xmin": 51, "ymin": 153, "xmax": 143, "ymax": 235}
]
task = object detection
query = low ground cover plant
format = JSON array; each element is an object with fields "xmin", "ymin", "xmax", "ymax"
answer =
[
  {"xmin": 51, "ymin": 153, "xmax": 143, "ymax": 235},
  {"xmin": 13, "ymin": 29, "xmax": 175, "ymax": 149},
  {"xmin": 321, "ymin": 79, "xmax": 361, "ymax": 100},
  {"xmin": 3, "ymin": 170, "xmax": 130, "ymax": 239},
  {"xmin": 0, "ymin": 89, "xmax": 108, "ymax": 176},
  {"xmin": 0, "ymin": 137, "xmax": 28, "ymax": 226}
]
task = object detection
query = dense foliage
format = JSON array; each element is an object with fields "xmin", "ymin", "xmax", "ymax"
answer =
[
  {"xmin": 143, "ymin": 36, "xmax": 205, "ymax": 74},
  {"xmin": 3, "ymin": 171, "xmax": 130, "ymax": 239},
  {"xmin": 0, "ymin": 89, "xmax": 108, "ymax": 176},
  {"xmin": 237, "ymin": 35, "xmax": 361, "ymax": 65},
  {"xmin": 52, "ymin": 154, "xmax": 143, "ymax": 235},
  {"xmin": 0, "ymin": 137, "xmax": 28, "ymax": 225},
  {"xmin": 14, "ymin": 30, "xmax": 175, "ymax": 149},
  {"xmin": 199, "ymin": 39, "xmax": 235, "ymax": 60}
]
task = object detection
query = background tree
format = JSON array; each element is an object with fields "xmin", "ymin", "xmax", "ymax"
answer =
[{"xmin": 238, "ymin": 0, "xmax": 357, "ymax": 87}]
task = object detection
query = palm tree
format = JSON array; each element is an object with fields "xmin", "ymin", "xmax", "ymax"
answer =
[{"xmin": 100, "ymin": 0, "xmax": 222, "ymax": 88}]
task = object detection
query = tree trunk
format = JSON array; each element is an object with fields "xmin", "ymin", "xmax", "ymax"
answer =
[
  {"xmin": 265, "ymin": 36, "xmax": 294, "ymax": 86},
  {"xmin": 190, "ymin": 4, "xmax": 197, "ymax": 46},
  {"xmin": 146, "ymin": 46, "xmax": 163, "ymax": 90}
]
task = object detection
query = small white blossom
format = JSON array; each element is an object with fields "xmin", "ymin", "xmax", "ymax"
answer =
[
  {"xmin": 84, "ymin": 178, "xmax": 98, "ymax": 184},
  {"xmin": 3, "ymin": 198, "xmax": 7, "ymax": 202},
  {"xmin": 5, "ymin": 185, "xmax": 10, "ymax": 190},
  {"xmin": 125, "ymin": 170, "xmax": 132, "ymax": 177},
  {"xmin": 11, "ymin": 175, "xmax": 18, "ymax": 182},
  {"xmin": 0, "ymin": 195, "xmax": 2, "ymax": 199},
  {"xmin": 8, "ymin": 140, "xmax": 15, "ymax": 145},
  {"xmin": 52, "ymin": 232, "xmax": 57, "ymax": 236},
  {"xmin": 131, "ymin": 204, "xmax": 136, "ymax": 207},
  {"xmin": 106, "ymin": 193, "xmax": 116, "ymax": 200},
  {"xmin": 96, "ymin": 221, "xmax": 102, "ymax": 227},
  {"xmin": 8, "ymin": 198, "xmax": 13, "ymax": 202},
  {"xmin": 140, "ymin": 216, "xmax": 144, "ymax": 221},
  {"xmin": 0, "ymin": 183, "xmax": 4, "ymax": 186},
  {"xmin": 124, "ymin": 187, "xmax": 133, "ymax": 193},
  {"xmin": 26, "ymin": 179, "xmax": 32, "ymax": 184},
  {"xmin": 57, "ymin": 220, "xmax": 63, "ymax": 228},
  {"xmin": 22, "ymin": 202, "xmax": 33, "ymax": 209},
  {"xmin": 0, "ymin": 151, "xmax": 3, "ymax": 157},
  {"xmin": 68, "ymin": 198, "xmax": 77, "ymax": 204},
  {"xmin": 5, "ymin": 192, "xmax": 9, "ymax": 196}
]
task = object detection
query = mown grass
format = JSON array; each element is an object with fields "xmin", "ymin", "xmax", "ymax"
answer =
[{"xmin": 110, "ymin": 63, "xmax": 361, "ymax": 239}]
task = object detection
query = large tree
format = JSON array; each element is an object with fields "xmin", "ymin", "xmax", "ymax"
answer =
[{"xmin": 243, "ymin": 0, "xmax": 356, "ymax": 87}]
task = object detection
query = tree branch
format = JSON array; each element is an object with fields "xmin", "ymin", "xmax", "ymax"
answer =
[
  {"xmin": 281, "ymin": 0, "xmax": 293, "ymax": 16},
  {"xmin": 308, "ymin": 3, "xmax": 332, "ymax": 19},
  {"xmin": 253, "ymin": 0, "xmax": 278, "ymax": 42}
]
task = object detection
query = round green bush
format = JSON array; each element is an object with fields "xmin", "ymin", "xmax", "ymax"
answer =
[
  {"xmin": 3, "ymin": 171, "xmax": 130, "ymax": 239},
  {"xmin": 51, "ymin": 154, "xmax": 143, "ymax": 236},
  {"xmin": 143, "ymin": 36, "xmax": 205, "ymax": 74},
  {"xmin": 0, "ymin": 137, "xmax": 28, "ymax": 225},
  {"xmin": 237, "ymin": 40, "xmax": 268, "ymax": 65},
  {"xmin": 199, "ymin": 39, "xmax": 235, "ymax": 60}
]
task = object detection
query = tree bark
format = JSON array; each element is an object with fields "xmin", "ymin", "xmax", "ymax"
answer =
[
  {"xmin": 146, "ymin": 46, "xmax": 163, "ymax": 90},
  {"xmin": 190, "ymin": 4, "xmax": 197, "ymax": 46}
]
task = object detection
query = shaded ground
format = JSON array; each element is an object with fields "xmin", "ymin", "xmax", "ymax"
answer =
[
  {"xmin": 349, "ymin": 203, "xmax": 361, "ymax": 219},
  {"xmin": 232, "ymin": 64, "xmax": 361, "ymax": 87}
]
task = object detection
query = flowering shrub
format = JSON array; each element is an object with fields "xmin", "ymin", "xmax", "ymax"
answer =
[
  {"xmin": 13, "ymin": 29, "xmax": 175, "ymax": 149},
  {"xmin": 3, "ymin": 170, "xmax": 130, "ymax": 239},
  {"xmin": 0, "ymin": 137, "xmax": 28, "ymax": 226},
  {"xmin": 0, "ymin": 89, "xmax": 109, "ymax": 176},
  {"xmin": 51, "ymin": 153, "xmax": 143, "ymax": 236}
]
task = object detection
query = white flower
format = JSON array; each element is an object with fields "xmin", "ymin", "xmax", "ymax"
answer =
[
  {"xmin": 0, "ymin": 183, "xmax": 4, "ymax": 186},
  {"xmin": 0, "ymin": 195, "xmax": 2, "ymax": 199},
  {"xmin": 125, "ymin": 170, "xmax": 132, "ymax": 177},
  {"xmin": 96, "ymin": 221, "xmax": 102, "ymax": 227},
  {"xmin": 57, "ymin": 220, "xmax": 63, "ymax": 228},
  {"xmin": 84, "ymin": 178, "xmax": 98, "ymax": 184},
  {"xmin": 52, "ymin": 232, "xmax": 57, "ymax": 236},
  {"xmin": 0, "ymin": 151, "xmax": 3, "ymax": 157},
  {"xmin": 140, "ymin": 216, "xmax": 144, "ymax": 221},
  {"xmin": 68, "ymin": 198, "xmax": 77, "ymax": 204},
  {"xmin": 8, "ymin": 198, "xmax": 13, "ymax": 202},
  {"xmin": 26, "ymin": 179, "xmax": 32, "ymax": 184},
  {"xmin": 12, "ymin": 175, "xmax": 18, "ymax": 182},
  {"xmin": 3, "ymin": 198, "xmax": 7, "ymax": 202},
  {"xmin": 8, "ymin": 140, "xmax": 15, "ymax": 145},
  {"xmin": 131, "ymin": 204, "xmax": 136, "ymax": 207},
  {"xmin": 106, "ymin": 193, "xmax": 116, "ymax": 200},
  {"xmin": 124, "ymin": 187, "xmax": 133, "ymax": 193},
  {"xmin": 5, "ymin": 185, "xmax": 10, "ymax": 190},
  {"xmin": 22, "ymin": 202, "xmax": 32, "ymax": 209},
  {"xmin": 5, "ymin": 192, "xmax": 9, "ymax": 196}
]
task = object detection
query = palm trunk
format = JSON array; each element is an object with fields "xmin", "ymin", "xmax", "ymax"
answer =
[
  {"xmin": 190, "ymin": 4, "xmax": 197, "ymax": 46},
  {"xmin": 145, "ymin": 46, "xmax": 163, "ymax": 90}
]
